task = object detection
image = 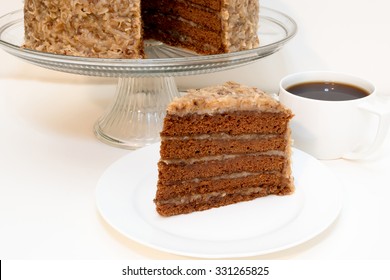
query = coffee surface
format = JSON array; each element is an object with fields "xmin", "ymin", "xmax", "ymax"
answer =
[{"xmin": 286, "ymin": 82, "xmax": 369, "ymax": 101}]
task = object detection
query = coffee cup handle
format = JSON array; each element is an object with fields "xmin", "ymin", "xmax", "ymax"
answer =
[{"xmin": 343, "ymin": 101, "xmax": 390, "ymax": 160}]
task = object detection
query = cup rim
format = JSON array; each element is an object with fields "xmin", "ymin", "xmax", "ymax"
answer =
[{"xmin": 279, "ymin": 70, "xmax": 375, "ymax": 103}]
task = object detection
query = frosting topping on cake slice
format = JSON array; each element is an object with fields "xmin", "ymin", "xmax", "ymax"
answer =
[{"xmin": 167, "ymin": 82, "xmax": 290, "ymax": 116}]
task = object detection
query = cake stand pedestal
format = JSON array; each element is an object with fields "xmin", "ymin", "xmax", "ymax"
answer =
[
  {"xmin": 94, "ymin": 76, "xmax": 179, "ymax": 149},
  {"xmin": 0, "ymin": 7, "xmax": 297, "ymax": 149}
]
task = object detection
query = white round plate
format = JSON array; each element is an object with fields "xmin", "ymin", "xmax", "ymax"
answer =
[{"xmin": 96, "ymin": 143, "xmax": 342, "ymax": 258}]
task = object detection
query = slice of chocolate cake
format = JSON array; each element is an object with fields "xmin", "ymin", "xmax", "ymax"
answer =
[{"xmin": 154, "ymin": 82, "xmax": 294, "ymax": 216}]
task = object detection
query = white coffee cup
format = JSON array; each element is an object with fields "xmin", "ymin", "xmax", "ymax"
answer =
[{"xmin": 279, "ymin": 71, "xmax": 390, "ymax": 160}]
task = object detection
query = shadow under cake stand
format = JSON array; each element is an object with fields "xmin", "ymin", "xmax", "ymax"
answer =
[{"xmin": 0, "ymin": 7, "xmax": 297, "ymax": 149}]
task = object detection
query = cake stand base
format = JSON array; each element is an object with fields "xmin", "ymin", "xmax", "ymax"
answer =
[{"xmin": 94, "ymin": 76, "xmax": 180, "ymax": 149}]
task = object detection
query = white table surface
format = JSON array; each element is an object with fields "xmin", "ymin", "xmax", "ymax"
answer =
[{"xmin": 1, "ymin": 0, "xmax": 390, "ymax": 260}]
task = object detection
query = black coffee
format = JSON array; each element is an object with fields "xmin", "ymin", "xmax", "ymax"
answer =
[{"xmin": 286, "ymin": 81, "xmax": 370, "ymax": 101}]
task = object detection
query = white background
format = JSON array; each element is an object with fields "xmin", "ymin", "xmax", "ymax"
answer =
[{"xmin": 1, "ymin": 0, "xmax": 390, "ymax": 260}]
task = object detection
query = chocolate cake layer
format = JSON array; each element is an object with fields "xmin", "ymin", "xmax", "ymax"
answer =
[
  {"xmin": 156, "ymin": 173, "xmax": 292, "ymax": 201},
  {"xmin": 160, "ymin": 134, "xmax": 288, "ymax": 159},
  {"xmin": 158, "ymin": 154, "xmax": 287, "ymax": 183},
  {"xmin": 156, "ymin": 184, "xmax": 292, "ymax": 217},
  {"xmin": 186, "ymin": 0, "xmax": 221, "ymax": 10},
  {"xmin": 161, "ymin": 112, "xmax": 291, "ymax": 137},
  {"xmin": 142, "ymin": 1, "xmax": 222, "ymax": 32}
]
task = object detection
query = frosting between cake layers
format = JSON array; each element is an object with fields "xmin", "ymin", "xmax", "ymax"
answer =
[
  {"xmin": 167, "ymin": 82, "xmax": 292, "ymax": 116},
  {"xmin": 161, "ymin": 133, "xmax": 283, "ymax": 141},
  {"xmin": 161, "ymin": 150, "xmax": 287, "ymax": 165},
  {"xmin": 187, "ymin": 170, "xmax": 292, "ymax": 183}
]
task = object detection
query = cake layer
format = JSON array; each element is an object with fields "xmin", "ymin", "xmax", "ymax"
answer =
[
  {"xmin": 156, "ymin": 172, "xmax": 293, "ymax": 201},
  {"xmin": 142, "ymin": 0, "xmax": 222, "ymax": 32},
  {"xmin": 143, "ymin": 0, "xmax": 221, "ymax": 12},
  {"xmin": 161, "ymin": 112, "xmax": 291, "ymax": 137},
  {"xmin": 160, "ymin": 134, "xmax": 288, "ymax": 159},
  {"xmin": 155, "ymin": 182, "xmax": 293, "ymax": 217},
  {"xmin": 186, "ymin": 0, "xmax": 221, "ymax": 10},
  {"xmin": 143, "ymin": 16, "xmax": 223, "ymax": 54},
  {"xmin": 158, "ymin": 154, "xmax": 287, "ymax": 183},
  {"xmin": 157, "ymin": 184, "xmax": 291, "ymax": 206}
]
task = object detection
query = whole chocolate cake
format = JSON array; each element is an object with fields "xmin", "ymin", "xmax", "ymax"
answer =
[{"xmin": 23, "ymin": 0, "xmax": 260, "ymax": 58}]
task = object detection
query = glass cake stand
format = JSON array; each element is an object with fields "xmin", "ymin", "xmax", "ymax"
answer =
[{"xmin": 0, "ymin": 7, "xmax": 297, "ymax": 149}]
